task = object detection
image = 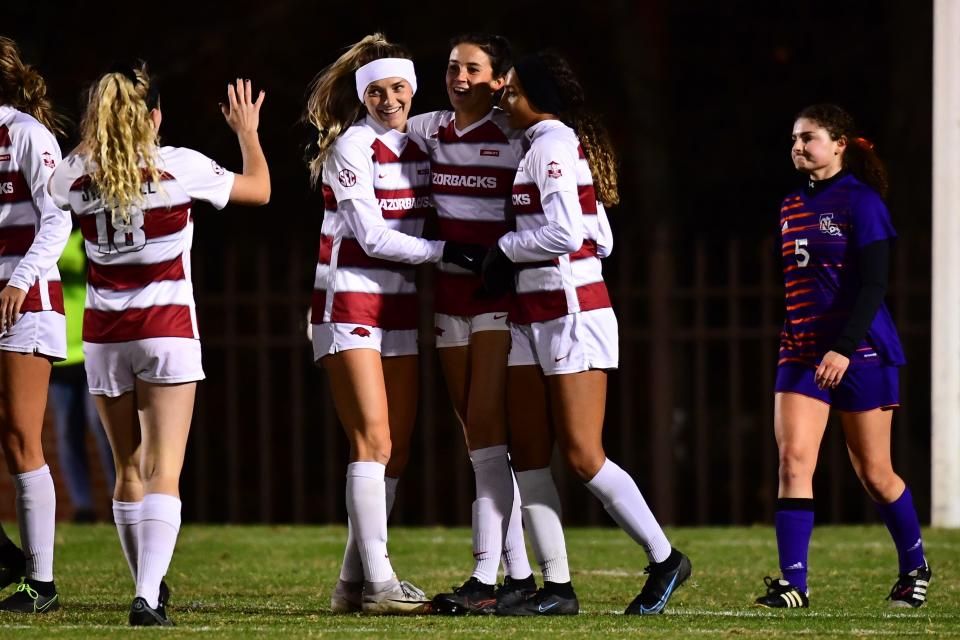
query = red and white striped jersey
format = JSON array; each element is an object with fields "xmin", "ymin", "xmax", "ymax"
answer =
[
  {"xmin": 312, "ymin": 117, "xmax": 441, "ymax": 330},
  {"xmin": 498, "ymin": 119, "xmax": 612, "ymax": 325},
  {"xmin": 48, "ymin": 146, "xmax": 235, "ymax": 343},
  {"xmin": 0, "ymin": 105, "xmax": 69, "ymax": 315},
  {"xmin": 407, "ymin": 109, "xmax": 524, "ymax": 315}
]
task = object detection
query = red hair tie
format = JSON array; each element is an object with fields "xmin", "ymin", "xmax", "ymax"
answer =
[{"xmin": 854, "ymin": 136, "xmax": 875, "ymax": 151}]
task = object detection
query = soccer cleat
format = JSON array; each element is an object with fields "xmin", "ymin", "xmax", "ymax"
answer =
[
  {"xmin": 158, "ymin": 580, "xmax": 170, "ymax": 617},
  {"xmin": 495, "ymin": 585, "xmax": 579, "ymax": 616},
  {"xmin": 362, "ymin": 579, "xmax": 431, "ymax": 614},
  {"xmin": 0, "ymin": 544, "xmax": 25, "ymax": 591},
  {"xmin": 431, "ymin": 576, "xmax": 497, "ymax": 615},
  {"xmin": 754, "ymin": 576, "xmax": 809, "ymax": 608},
  {"xmin": 330, "ymin": 579, "xmax": 363, "ymax": 613},
  {"xmin": 887, "ymin": 564, "xmax": 931, "ymax": 608},
  {"xmin": 0, "ymin": 578, "xmax": 60, "ymax": 613},
  {"xmin": 625, "ymin": 549, "xmax": 692, "ymax": 615},
  {"xmin": 495, "ymin": 574, "xmax": 538, "ymax": 610},
  {"xmin": 129, "ymin": 596, "xmax": 174, "ymax": 626}
]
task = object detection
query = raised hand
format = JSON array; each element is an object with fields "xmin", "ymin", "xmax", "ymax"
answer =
[{"xmin": 221, "ymin": 78, "xmax": 265, "ymax": 136}]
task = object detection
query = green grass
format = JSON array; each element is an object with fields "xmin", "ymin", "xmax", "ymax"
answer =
[{"xmin": 0, "ymin": 524, "xmax": 957, "ymax": 638}]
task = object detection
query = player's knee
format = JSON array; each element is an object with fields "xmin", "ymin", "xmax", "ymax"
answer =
[
  {"xmin": 857, "ymin": 466, "xmax": 899, "ymax": 501},
  {"xmin": 0, "ymin": 430, "xmax": 43, "ymax": 474},
  {"xmin": 351, "ymin": 432, "xmax": 392, "ymax": 466},
  {"xmin": 778, "ymin": 446, "xmax": 815, "ymax": 483},
  {"xmin": 561, "ymin": 445, "xmax": 605, "ymax": 482}
]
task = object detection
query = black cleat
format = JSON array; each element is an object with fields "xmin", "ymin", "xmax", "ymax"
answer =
[
  {"xmin": 0, "ymin": 543, "xmax": 25, "ymax": 591},
  {"xmin": 129, "ymin": 596, "xmax": 174, "ymax": 626},
  {"xmin": 0, "ymin": 578, "xmax": 60, "ymax": 613},
  {"xmin": 755, "ymin": 576, "xmax": 809, "ymax": 608},
  {"xmin": 625, "ymin": 549, "xmax": 692, "ymax": 615},
  {"xmin": 495, "ymin": 574, "xmax": 538, "ymax": 610},
  {"xmin": 432, "ymin": 577, "xmax": 497, "ymax": 615},
  {"xmin": 495, "ymin": 584, "xmax": 579, "ymax": 616},
  {"xmin": 887, "ymin": 564, "xmax": 931, "ymax": 608},
  {"xmin": 158, "ymin": 580, "xmax": 170, "ymax": 617}
]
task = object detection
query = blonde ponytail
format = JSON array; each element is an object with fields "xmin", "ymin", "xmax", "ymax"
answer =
[
  {"xmin": 78, "ymin": 64, "xmax": 160, "ymax": 225},
  {"xmin": 0, "ymin": 36, "xmax": 66, "ymax": 137},
  {"xmin": 303, "ymin": 33, "xmax": 412, "ymax": 186}
]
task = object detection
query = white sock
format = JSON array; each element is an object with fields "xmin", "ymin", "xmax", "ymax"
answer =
[
  {"xmin": 345, "ymin": 462, "xmax": 393, "ymax": 583},
  {"xmin": 113, "ymin": 500, "xmax": 143, "ymax": 583},
  {"xmin": 585, "ymin": 458, "xmax": 672, "ymax": 563},
  {"xmin": 470, "ymin": 445, "xmax": 513, "ymax": 584},
  {"xmin": 13, "ymin": 464, "xmax": 56, "ymax": 582},
  {"xmin": 339, "ymin": 476, "xmax": 398, "ymax": 583},
  {"xmin": 515, "ymin": 467, "xmax": 570, "ymax": 583},
  {"xmin": 136, "ymin": 493, "xmax": 181, "ymax": 608},
  {"xmin": 502, "ymin": 471, "xmax": 533, "ymax": 579}
]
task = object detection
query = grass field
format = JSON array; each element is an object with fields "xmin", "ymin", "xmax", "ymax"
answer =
[{"xmin": 0, "ymin": 523, "xmax": 957, "ymax": 638}]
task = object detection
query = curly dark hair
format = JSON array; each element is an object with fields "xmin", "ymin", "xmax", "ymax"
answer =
[
  {"xmin": 796, "ymin": 103, "xmax": 888, "ymax": 199},
  {"xmin": 537, "ymin": 50, "xmax": 619, "ymax": 207},
  {"xmin": 449, "ymin": 33, "xmax": 513, "ymax": 78}
]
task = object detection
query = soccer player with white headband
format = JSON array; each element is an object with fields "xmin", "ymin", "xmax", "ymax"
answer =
[{"xmin": 303, "ymin": 33, "xmax": 481, "ymax": 615}]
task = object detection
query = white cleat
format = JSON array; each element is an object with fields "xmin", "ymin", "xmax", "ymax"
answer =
[
  {"xmin": 330, "ymin": 579, "xmax": 363, "ymax": 613},
  {"xmin": 362, "ymin": 579, "xmax": 430, "ymax": 615}
]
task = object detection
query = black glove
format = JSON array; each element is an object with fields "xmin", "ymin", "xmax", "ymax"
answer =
[
  {"xmin": 480, "ymin": 246, "xmax": 515, "ymax": 297},
  {"xmin": 442, "ymin": 241, "xmax": 487, "ymax": 274}
]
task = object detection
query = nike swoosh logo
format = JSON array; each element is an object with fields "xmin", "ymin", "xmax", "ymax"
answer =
[
  {"xmin": 639, "ymin": 572, "xmax": 678, "ymax": 614},
  {"xmin": 36, "ymin": 594, "xmax": 59, "ymax": 612},
  {"xmin": 538, "ymin": 601, "xmax": 560, "ymax": 613},
  {"xmin": 554, "ymin": 355, "xmax": 569, "ymax": 362},
  {"xmin": 493, "ymin": 314, "xmax": 507, "ymax": 320},
  {"xmin": 464, "ymin": 256, "xmax": 474, "ymax": 262},
  {"xmin": 378, "ymin": 173, "xmax": 387, "ymax": 178}
]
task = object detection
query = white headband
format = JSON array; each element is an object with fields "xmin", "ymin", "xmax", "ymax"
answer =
[{"xmin": 355, "ymin": 58, "xmax": 417, "ymax": 102}]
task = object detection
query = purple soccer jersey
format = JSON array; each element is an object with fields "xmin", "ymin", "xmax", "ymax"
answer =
[{"xmin": 778, "ymin": 173, "xmax": 905, "ymax": 369}]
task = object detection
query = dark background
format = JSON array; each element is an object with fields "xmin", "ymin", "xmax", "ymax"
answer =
[{"xmin": 5, "ymin": 0, "xmax": 933, "ymax": 526}]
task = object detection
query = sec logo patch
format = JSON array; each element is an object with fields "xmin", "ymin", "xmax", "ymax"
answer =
[
  {"xmin": 338, "ymin": 169, "xmax": 357, "ymax": 187},
  {"xmin": 211, "ymin": 160, "xmax": 225, "ymax": 176}
]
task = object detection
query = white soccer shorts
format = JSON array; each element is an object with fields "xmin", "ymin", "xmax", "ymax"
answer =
[
  {"xmin": 508, "ymin": 307, "xmax": 619, "ymax": 376},
  {"xmin": 0, "ymin": 310, "xmax": 67, "ymax": 361},
  {"xmin": 312, "ymin": 322, "xmax": 418, "ymax": 361},
  {"xmin": 434, "ymin": 312, "xmax": 510, "ymax": 348},
  {"xmin": 84, "ymin": 337, "xmax": 205, "ymax": 397}
]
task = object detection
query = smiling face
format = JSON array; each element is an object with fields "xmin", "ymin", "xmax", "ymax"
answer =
[
  {"xmin": 445, "ymin": 43, "xmax": 504, "ymax": 117},
  {"xmin": 499, "ymin": 68, "xmax": 543, "ymax": 130},
  {"xmin": 791, "ymin": 117, "xmax": 845, "ymax": 178},
  {"xmin": 363, "ymin": 76, "xmax": 413, "ymax": 131}
]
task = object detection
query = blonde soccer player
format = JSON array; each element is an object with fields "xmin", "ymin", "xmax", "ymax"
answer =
[{"xmin": 48, "ymin": 64, "xmax": 270, "ymax": 626}]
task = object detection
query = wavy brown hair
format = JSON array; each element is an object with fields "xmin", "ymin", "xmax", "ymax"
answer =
[
  {"xmin": 303, "ymin": 33, "xmax": 412, "ymax": 186},
  {"xmin": 78, "ymin": 63, "xmax": 161, "ymax": 225},
  {"xmin": 537, "ymin": 51, "xmax": 619, "ymax": 207},
  {"xmin": 0, "ymin": 36, "xmax": 66, "ymax": 136},
  {"xmin": 797, "ymin": 103, "xmax": 888, "ymax": 199}
]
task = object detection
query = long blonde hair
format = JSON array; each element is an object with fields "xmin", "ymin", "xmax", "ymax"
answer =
[
  {"xmin": 0, "ymin": 36, "xmax": 66, "ymax": 137},
  {"xmin": 303, "ymin": 33, "xmax": 412, "ymax": 186},
  {"xmin": 78, "ymin": 63, "xmax": 160, "ymax": 225}
]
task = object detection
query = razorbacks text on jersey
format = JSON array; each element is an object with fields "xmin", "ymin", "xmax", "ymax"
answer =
[
  {"xmin": 0, "ymin": 105, "xmax": 68, "ymax": 315},
  {"xmin": 48, "ymin": 147, "xmax": 235, "ymax": 343},
  {"xmin": 778, "ymin": 172, "xmax": 904, "ymax": 367},
  {"xmin": 313, "ymin": 117, "xmax": 437, "ymax": 331},
  {"xmin": 407, "ymin": 109, "xmax": 523, "ymax": 315},
  {"xmin": 500, "ymin": 119, "xmax": 612, "ymax": 325}
]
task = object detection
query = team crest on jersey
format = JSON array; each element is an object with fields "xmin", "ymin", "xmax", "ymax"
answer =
[
  {"xmin": 782, "ymin": 220, "xmax": 788, "ymax": 232},
  {"xmin": 211, "ymin": 160, "xmax": 225, "ymax": 176},
  {"xmin": 819, "ymin": 213, "xmax": 842, "ymax": 236},
  {"xmin": 338, "ymin": 169, "xmax": 357, "ymax": 187},
  {"xmin": 546, "ymin": 161, "xmax": 562, "ymax": 179},
  {"xmin": 41, "ymin": 151, "xmax": 55, "ymax": 169},
  {"xmin": 350, "ymin": 326, "xmax": 371, "ymax": 337}
]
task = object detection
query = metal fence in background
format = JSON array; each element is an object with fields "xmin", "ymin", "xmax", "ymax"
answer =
[{"xmin": 181, "ymin": 228, "xmax": 932, "ymax": 527}]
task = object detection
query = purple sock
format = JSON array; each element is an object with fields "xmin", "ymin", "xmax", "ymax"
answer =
[
  {"xmin": 775, "ymin": 498, "xmax": 814, "ymax": 593},
  {"xmin": 875, "ymin": 486, "xmax": 926, "ymax": 574}
]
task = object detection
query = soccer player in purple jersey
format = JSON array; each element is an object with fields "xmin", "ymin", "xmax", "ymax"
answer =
[{"xmin": 755, "ymin": 104, "xmax": 929, "ymax": 609}]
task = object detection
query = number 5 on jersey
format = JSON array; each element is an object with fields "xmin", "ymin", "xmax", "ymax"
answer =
[
  {"xmin": 95, "ymin": 209, "xmax": 147, "ymax": 254},
  {"xmin": 794, "ymin": 238, "xmax": 809, "ymax": 267}
]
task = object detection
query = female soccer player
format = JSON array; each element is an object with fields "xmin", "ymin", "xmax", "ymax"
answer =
[
  {"xmin": 0, "ymin": 36, "xmax": 70, "ymax": 614},
  {"xmin": 304, "ymin": 33, "xmax": 477, "ymax": 615},
  {"xmin": 48, "ymin": 64, "xmax": 270, "ymax": 626},
  {"xmin": 755, "ymin": 104, "xmax": 929, "ymax": 609},
  {"xmin": 481, "ymin": 51, "xmax": 690, "ymax": 616},
  {"xmin": 406, "ymin": 34, "xmax": 535, "ymax": 614}
]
